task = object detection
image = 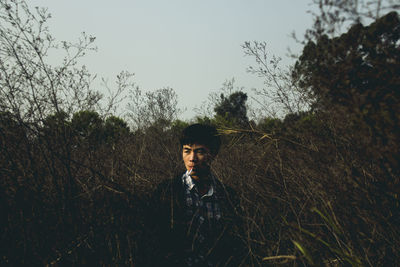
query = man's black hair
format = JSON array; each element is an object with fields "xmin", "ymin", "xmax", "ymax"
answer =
[{"xmin": 179, "ymin": 123, "xmax": 221, "ymax": 156}]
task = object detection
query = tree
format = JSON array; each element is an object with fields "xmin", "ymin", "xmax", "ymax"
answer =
[
  {"xmin": 127, "ymin": 86, "xmax": 180, "ymax": 130},
  {"xmin": 104, "ymin": 115, "xmax": 130, "ymax": 143},
  {"xmin": 305, "ymin": 0, "xmax": 400, "ymax": 41},
  {"xmin": 293, "ymin": 11, "xmax": 400, "ymax": 169},
  {"xmin": 294, "ymin": 11, "xmax": 399, "ymax": 108},
  {"xmin": 214, "ymin": 91, "xmax": 249, "ymax": 127},
  {"xmin": 242, "ymin": 41, "xmax": 312, "ymax": 118},
  {"xmin": 0, "ymin": 0, "xmax": 102, "ymax": 125},
  {"xmin": 243, "ymin": 1, "xmax": 400, "ymax": 119},
  {"xmin": 71, "ymin": 110, "xmax": 104, "ymax": 147}
]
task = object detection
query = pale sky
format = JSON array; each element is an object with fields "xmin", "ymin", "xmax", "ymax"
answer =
[{"xmin": 31, "ymin": 0, "xmax": 314, "ymax": 120}]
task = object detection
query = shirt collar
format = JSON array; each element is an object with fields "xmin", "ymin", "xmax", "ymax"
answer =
[
  {"xmin": 182, "ymin": 170, "xmax": 215, "ymax": 197},
  {"xmin": 183, "ymin": 170, "xmax": 195, "ymax": 190}
]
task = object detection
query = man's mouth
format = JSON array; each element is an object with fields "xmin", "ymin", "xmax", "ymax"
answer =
[{"xmin": 189, "ymin": 167, "xmax": 199, "ymax": 173}]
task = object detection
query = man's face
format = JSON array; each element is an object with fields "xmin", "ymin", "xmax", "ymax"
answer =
[{"xmin": 182, "ymin": 143, "xmax": 213, "ymax": 181}]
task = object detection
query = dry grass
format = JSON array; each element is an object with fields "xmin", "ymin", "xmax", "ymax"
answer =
[{"xmin": 0, "ymin": 109, "xmax": 399, "ymax": 266}]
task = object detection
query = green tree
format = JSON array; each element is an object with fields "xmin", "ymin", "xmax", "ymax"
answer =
[
  {"xmin": 42, "ymin": 111, "xmax": 71, "ymax": 135},
  {"xmin": 305, "ymin": 0, "xmax": 400, "ymax": 40},
  {"xmin": 214, "ymin": 91, "xmax": 249, "ymax": 127},
  {"xmin": 104, "ymin": 115, "xmax": 130, "ymax": 143},
  {"xmin": 71, "ymin": 110, "xmax": 104, "ymax": 146},
  {"xmin": 294, "ymin": 11, "xmax": 399, "ymax": 110},
  {"xmin": 293, "ymin": 11, "xmax": 400, "ymax": 168}
]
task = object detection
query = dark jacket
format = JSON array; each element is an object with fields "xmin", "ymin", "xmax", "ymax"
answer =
[{"xmin": 141, "ymin": 173, "xmax": 246, "ymax": 266}]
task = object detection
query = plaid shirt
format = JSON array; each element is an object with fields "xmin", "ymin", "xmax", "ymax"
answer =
[{"xmin": 182, "ymin": 171, "xmax": 222, "ymax": 266}]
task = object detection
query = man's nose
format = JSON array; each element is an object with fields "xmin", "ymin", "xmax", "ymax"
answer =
[{"xmin": 189, "ymin": 152, "xmax": 197, "ymax": 161}]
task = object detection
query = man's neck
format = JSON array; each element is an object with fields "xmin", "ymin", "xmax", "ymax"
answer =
[{"xmin": 197, "ymin": 181, "xmax": 210, "ymax": 196}]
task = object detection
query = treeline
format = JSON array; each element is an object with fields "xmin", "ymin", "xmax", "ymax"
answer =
[{"xmin": 1, "ymin": 0, "xmax": 400, "ymax": 266}]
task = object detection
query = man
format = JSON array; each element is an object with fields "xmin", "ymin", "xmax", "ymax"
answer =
[{"xmin": 144, "ymin": 123, "xmax": 245, "ymax": 266}]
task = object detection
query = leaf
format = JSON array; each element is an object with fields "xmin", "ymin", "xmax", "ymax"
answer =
[{"xmin": 292, "ymin": 240, "xmax": 314, "ymax": 265}]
